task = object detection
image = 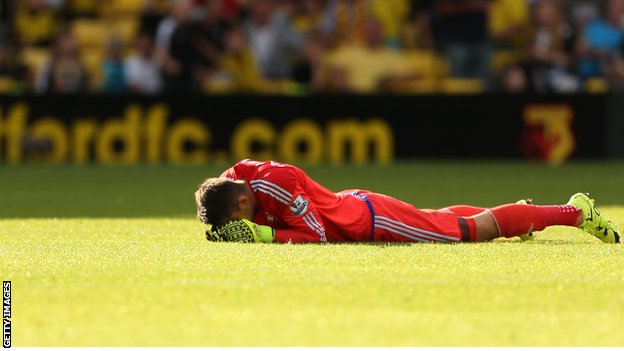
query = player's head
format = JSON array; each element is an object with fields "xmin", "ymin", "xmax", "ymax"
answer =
[{"xmin": 194, "ymin": 178, "xmax": 257, "ymax": 226}]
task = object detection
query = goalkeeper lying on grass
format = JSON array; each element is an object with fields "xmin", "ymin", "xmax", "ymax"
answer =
[{"xmin": 194, "ymin": 159, "xmax": 620, "ymax": 244}]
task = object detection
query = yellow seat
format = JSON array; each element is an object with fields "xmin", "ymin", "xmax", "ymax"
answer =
[
  {"xmin": 441, "ymin": 78, "xmax": 485, "ymax": 94},
  {"xmin": 585, "ymin": 77, "xmax": 608, "ymax": 94},
  {"xmin": 21, "ymin": 47, "xmax": 50, "ymax": 76},
  {"xmin": 110, "ymin": 17, "xmax": 138, "ymax": 45},
  {"xmin": 492, "ymin": 50, "xmax": 522, "ymax": 76},
  {"xmin": 108, "ymin": 0, "xmax": 144, "ymax": 15},
  {"xmin": 71, "ymin": 19, "xmax": 109, "ymax": 48},
  {"xmin": 388, "ymin": 79, "xmax": 439, "ymax": 94},
  {"xmin": 65, "ymin": 0, "xmax": 103, "ymax": 17},
  {"xmin": 0, "ymin": 77, "xmax": 15, "ymax": 93},
  {"xmin": 396, "ymin": 50, "xmax": 450, "ymax": 92},
  {"xmin": 403, "ymin": 50, "xmax": 448, "ymax": 80},
  {"xmin": 81, "ymin": 48, "xmax": 104, "ymax": 90}
]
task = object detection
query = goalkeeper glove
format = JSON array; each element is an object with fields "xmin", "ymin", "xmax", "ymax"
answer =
[
  {"xmin": 213, "ymin": 219, "xmax": 275, "ymax": 243},
  {"xmin": 205, "ymin": 226, "xmax": 224, "ymax": 241}
]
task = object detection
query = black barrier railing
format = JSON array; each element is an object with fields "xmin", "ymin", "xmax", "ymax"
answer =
[{"xmin": 0, "ymin": 94, "xmax": 615, "ymax": 165}]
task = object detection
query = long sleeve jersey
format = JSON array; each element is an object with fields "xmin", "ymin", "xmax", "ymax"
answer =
[{"xmin": 220, "ymin": 159, "xmax": 372, "ymax": 243}]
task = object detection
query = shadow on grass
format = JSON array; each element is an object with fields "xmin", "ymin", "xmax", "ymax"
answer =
[{"xmin": 257, "ymin": 239, "xmax": 598, "ymax": 246}]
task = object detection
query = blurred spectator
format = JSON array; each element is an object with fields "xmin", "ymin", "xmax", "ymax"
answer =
[
  {"xmin": 0, "ymin": 1, "xmax": 16, "ymax": 42},
  {"xmin": 487, "ymin": 0, "xmax": 531, "ymax": 79},
  {"xmin": 100, "ymin": 34, "xmax": 127, "ymax": 93},
  {"xmin": 575, "ymin": 0, "xmax": 624, "ymax": 81},
  {"xmin": 322, "ymin": 0, "xmax": 369, "ymax": 48},
  {"xmin": 13, "ymin": 0, "xmax": 60, "ymax": 47},
  {"xmin": 245, "ymin": 0, "xmax": 304, "ymax": 80},
  {"xmin": 194, "ymin": 0, "xmax": 230, "ymax": 61},
  {"xmin": 61, "ymin": 0, "xmax": 104, "ymax": 20},
  {"xmin": 125, "ymin": 30, "xmax": 163, "ymax": 94},
  {"xmin": 424, "ymin": 0, "xmax": 492, "ymax": 88},
  {"xmin": 2, "ymin": 0, "xmax": 622, "ymax": 95},
  {"xmin": 489, "ymin": 0, "xmax": 530, "ymax": 51},
  {"xmin": 293, "ymin": 0, "xmax": 327, "ymax": 36},
  {"xmin": 497, "ymin": 63, "xmax": 527, "ymax": 93},
  {"xmin": 35, "ymin": 31, "xmax": 90, "ymax": 93},
  {"xmin": 517, "ymin": 0, "xmax": 580, "ymax": 93},
  {"xmin": 155, "ymin": 0, "xmax": 195, "ymax": 61},
  {"xmin": 158, "ymin": 0, "xmax": 199, "ymax": 92},
  {"xmin": 212, "ymin": 24, "xmax": 266, "ymax": 92},
  {"xmin": 322, "ymin": 16, "xmax": 419, "ymax": 93},
  {"xmin": 291, "ymin": 31, "xmax": 326, "ymax": 93},
  {"xmin": 566, "ymin": 0, "xmax": 601, "ymax": 32},
  {"xmin": 403, "ymin": 0, "xmax": 435, "ymax": 49},
  {"xmin": 370, "ymin": 0, "xmax": 410, "ymax": 49},
  {"xmin": 139, "ymin": 0, "xmax": 167, "ymax": 38},
  {"xmin": 0, "ymin": 43, "xmax": 31, "ymax": 94}
]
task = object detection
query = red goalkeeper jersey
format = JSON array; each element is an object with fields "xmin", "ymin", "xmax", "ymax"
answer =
[{"xmin": 220, "ymin": 159, "xmax": 372, "ymax": 243}]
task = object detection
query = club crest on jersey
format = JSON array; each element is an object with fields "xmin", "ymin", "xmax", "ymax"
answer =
[
  {"xmin": 265, "ymin": 212, "xmax": 275, "ymax": 222},
  {"xmin": 289, "ymin": 195, "xmax": 308, "ymax": 216}
]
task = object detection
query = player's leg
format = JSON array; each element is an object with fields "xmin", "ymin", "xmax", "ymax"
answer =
[
  {"xmin": 472, "ymin": 193, "xmax": 620, "ymax": 243},
  {"xmin": 443, "ymin": 200, "xmax": 535, "ymax": 240},
  {"xmin": 471, "ymin": 203, "xmax": 582, "ymax": 242},
  {"xmin": 442, "ymin": 198, "xmax": 533, "ymax": 217},
  {"xmin": 440, "ymin": 205, "xmax": 485, "ymax": 216},
  {"xmin": 365, "ymin": 192, "xmax": 475, "ymax": 243}
]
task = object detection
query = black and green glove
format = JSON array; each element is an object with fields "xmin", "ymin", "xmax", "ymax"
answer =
[
  {"xmin": 205, "ymin": 226, "xmax": 224, "ymax": 242},
  {"xmin": 207, "ymin": 219, "xmax": 275, "ymax": 243}
]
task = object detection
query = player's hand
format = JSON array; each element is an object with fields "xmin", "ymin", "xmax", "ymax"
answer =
[
  {"xmin": 205, "ymin": 226, "xmax": 224, "ymax": 241},
  {"xmin": 215, "ymin": 219, "xmax": 275, "ymax": 243}
]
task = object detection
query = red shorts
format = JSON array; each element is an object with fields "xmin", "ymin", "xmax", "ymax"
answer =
[{"xmin": 350, "ymin": 191, "xmax": 476, "ymax": 243}]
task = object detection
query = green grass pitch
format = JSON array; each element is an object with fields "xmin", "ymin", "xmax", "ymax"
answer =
[{"xmin": 1, "ymin": 161, "xmax": 624, "ymax": 346}]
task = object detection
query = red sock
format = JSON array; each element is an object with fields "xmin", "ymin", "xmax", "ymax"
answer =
[
  {"xmin": 489, "ymin": 204, "xmax": 581, "ymax": 238},
  {"xmin": 444, "ymin": 205, "xmax": 486, "ymax": 216}
]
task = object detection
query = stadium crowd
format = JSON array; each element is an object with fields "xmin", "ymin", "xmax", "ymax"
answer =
[{"xmin": 0, "ymin": 0, "xmax": 623, "ymax": 95}]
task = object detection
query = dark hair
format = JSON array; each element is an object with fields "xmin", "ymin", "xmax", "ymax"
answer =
[{"xmin": 194, "ymin": 178, "xmax": 243, "ymax": 225}]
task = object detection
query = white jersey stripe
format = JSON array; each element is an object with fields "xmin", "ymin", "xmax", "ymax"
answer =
[
  {"xmin": 250, "ymin": 182, "xmax": 291, "ymax": 203},
  {"xmin": 375, "ymin": 222, "xmax": 449, "ymax": 242},
  {"xmin": 375, "ymin": 223, "xmax": 433, "ymax": 242},
  {"xmin": 251, "ymin": 185, "xmax": 290, "ymax": 205},
  {"xmin": 376, "ymin": 215, "xmax": 460, "ymax": 242},
  {"xmin": 303, "ymin": 214, "xmax": 325, "ymax": 238},
  {"xmin": 304, "ymin": 212, "xmax": 324, "ymax": 233},
  {"xmin": 250, "ymin": 179, "xmax": 292, "ymax": 200},
  {"xmin": 303, "ymin": 213, "xmax": 327, "ymax": 242},
  {"xmin": 376, "ymin": 218, "xmax": 459, "ymax": 242}
]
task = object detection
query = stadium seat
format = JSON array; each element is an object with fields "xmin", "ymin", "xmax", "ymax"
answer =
[
  {"xmin": 0, "ymin": 77, "xmax": 14, "ymax": 93},
  {"xmin": 585, "ymin": 77, "xmax": 609, "ymax": 94},
  {"xmin": 403, "ymin": 50, "xmax": 445, "ymax": 79},
  {"xmin": 491, "ymin": 50, "xmax": 522, "ymax": 76},
  {"xmin": 81, "ymin": 48, "xmax": 104, "ymax": 90},
  {"xmin": 71, "ymin": 19, "xmax": 110, "ymax": 48},
  {"xmin": 387, "ymin": 79, "xmax": 439, "ymax": 94},
  {"xmin": 399, "ymin": 50, "xmax": 449, "ymax": 92},
  {"xmin": 110, "ymin": 17, "xmax": 138, "ymax": 45},
  {"xmin": 107, "ymin": 0, "xmax": 144, "ymax": 16},
  {"xmin": 440, "ymin": 78, "xmax": 485, "ymax": 94}
]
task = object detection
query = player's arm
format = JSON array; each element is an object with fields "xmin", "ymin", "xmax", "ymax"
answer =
[
  {"xmin": 274, "ymin": 227, "xmax": 325, "ymax": 243},
  {"xmin": 217, "ymin": 216, "xmax": 323, "ymax": 243},
  {"xmin": 252, "ymin": 167, "xmax": 328, "ymax": 244},
  {"xmin": 273, "ymin": 187, "xmax": 328, "ymax": 244}
]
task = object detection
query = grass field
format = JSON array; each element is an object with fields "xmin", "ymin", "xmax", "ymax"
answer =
[{"xmin": 2, "ymin": 161, "xmax": 624, "ymax": 346}]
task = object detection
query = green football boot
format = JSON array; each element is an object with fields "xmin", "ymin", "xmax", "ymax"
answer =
[{"xmin": 567, "ymin": 192, "xmax": 620, "ymax": 243}]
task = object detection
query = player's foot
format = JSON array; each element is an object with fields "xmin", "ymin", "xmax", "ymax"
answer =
[
  {"xmin": 516, "ymin": 198, "xmax": 535, "ymax": 241},
  {"xmin": 567, "ymin": 192, "xmax": 620, "ymax": 243}
]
